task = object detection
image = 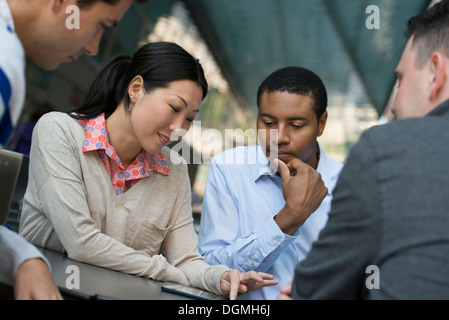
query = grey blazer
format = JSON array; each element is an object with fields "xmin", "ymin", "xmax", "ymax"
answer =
[{"xmin": 292, "ymin": 100, "xmax": 449, "ymax": 299}]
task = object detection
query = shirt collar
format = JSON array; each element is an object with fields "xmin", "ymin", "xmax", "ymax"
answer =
[
  {"xmin": 315, "ymin": 144, "xmax": 332, "ymax": 195},
  {"xmin": 253, "ymin": 144, "xmax": 332, "ymax": 195},
  {"xmin": 80, "ymin": 113, "xmax": 169, "ymax": 176},
  {"xmin": 252, "ymin": 146, "xmax": 275, "ymax": 181},
  {"xmin": 0, "ymin": 0, "xmax": 15, "ymax": 33}
]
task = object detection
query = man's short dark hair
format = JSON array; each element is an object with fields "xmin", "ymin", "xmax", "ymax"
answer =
[
  {"xmin": 76, "ymin": 0, "xmax": 149, "ymax": 10},
  {"xmin": 256, "ymin": 66, "xmax": 327, "ymax": 121},
  {"xmin": 406, "ymin": 0, "xmax": 449, "ymax": 67}
]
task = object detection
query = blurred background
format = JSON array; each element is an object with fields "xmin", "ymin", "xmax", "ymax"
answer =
[{"xmin": 11, "ymin": 0, "xmax": 436, "ymax": 209}]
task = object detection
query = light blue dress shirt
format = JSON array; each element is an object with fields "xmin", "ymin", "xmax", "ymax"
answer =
[{"xmin": 198, "ymin": 145, "xmax": 343, "ymax": 300}]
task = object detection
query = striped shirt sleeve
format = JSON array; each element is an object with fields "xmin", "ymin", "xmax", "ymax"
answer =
[{"xmin": 0, "ymin": 14, "xmax": 26, "ymax": 146}]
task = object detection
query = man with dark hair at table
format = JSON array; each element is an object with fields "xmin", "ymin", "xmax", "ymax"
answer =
[
  {"xmin": 198, "ymin": 66, "xmax": 342, "ymax": 300},
  {"xmin": 279, "ymin": 0, "xmax": 449, "ymax": 300}
]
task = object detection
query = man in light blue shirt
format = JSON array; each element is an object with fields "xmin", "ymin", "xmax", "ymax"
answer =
[{"xmin": 198, "ymin": 67, "xmax": 343, "ymax": 300}]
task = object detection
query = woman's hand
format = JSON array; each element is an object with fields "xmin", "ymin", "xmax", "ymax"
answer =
[{"xmin": 220, "ymin": 270, "xmax": 278, "ymax": 300}]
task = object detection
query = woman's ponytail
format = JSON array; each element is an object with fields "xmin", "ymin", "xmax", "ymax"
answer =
[{"xmin": 69, "ymin": 54, "xmax": 132, "ymax": 120}]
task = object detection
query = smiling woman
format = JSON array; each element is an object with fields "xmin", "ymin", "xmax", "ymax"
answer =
[
  {"xmin": 68, "ymin": 42, "xmax": 207, "ymax": 168},
  {"xmin": 18, "ymin": 41, "xmax": 278, "ymax": 299}
]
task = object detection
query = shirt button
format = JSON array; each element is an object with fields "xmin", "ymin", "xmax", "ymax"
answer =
[{"xmin": 272, "ymin": 240, "xmax": 278, "ymax": 246}]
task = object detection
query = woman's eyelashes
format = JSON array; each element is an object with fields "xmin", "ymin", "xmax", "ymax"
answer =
[
  {"xmin": 169, "ymin": 104, "xmax": 195, "ymax": 123},
  {"xmin": 169, "ymin": 104, "xmax": 179, "ymax": 113}
]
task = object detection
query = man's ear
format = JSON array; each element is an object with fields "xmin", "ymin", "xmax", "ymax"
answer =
[
  {"xmin": 317, "ymin": 111, "xmax": 328, "ymax": 137},
  {"xmin": 49, "ymin": 0, "xmax": 67, "ymax": 13},
  {"xmin": 428, "ymin": 52, "xmax": 447, "ymax": 101}
]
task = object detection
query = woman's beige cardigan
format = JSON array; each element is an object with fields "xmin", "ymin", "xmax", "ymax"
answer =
[{"xmin": 19, "ymin": 112, "xmax": 228, "ymax": 295}]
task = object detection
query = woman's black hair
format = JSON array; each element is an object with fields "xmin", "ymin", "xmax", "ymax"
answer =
[{"xmin": 69, "ymin": 42, "xmax": 208, "ymax": 120}]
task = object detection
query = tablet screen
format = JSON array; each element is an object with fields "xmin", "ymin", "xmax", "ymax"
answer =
[{"xmin": 161, "ymin": 284, "xmax": 228, "ymax": 300}]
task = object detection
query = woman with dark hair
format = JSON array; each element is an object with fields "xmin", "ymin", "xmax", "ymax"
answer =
[{"xmin": 19, "ymin": 42, "xmax": 277, "ymax": 299}]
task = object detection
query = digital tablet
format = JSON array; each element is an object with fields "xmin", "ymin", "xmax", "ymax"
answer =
[
  {"xmin": 58, "ymin": 286, "xmax": 117, "ymax": 300},
  {"xmin": 161, "ymin": 284, "xmax": 228, "ymax": 300}
]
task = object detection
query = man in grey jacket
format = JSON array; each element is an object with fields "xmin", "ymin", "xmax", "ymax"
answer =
[{"xmin": 279, "ymin": 0, "xmax": 449, "ymax": 299}]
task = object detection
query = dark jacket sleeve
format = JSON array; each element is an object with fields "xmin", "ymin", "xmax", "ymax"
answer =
[{"xmin": 291, "ymin": 131, "xmax": 382, "ymax": 299}]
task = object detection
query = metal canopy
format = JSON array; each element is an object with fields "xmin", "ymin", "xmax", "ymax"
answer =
[{"xmin": 182, "ymin": 0, "xmax": 430, "ymax": 117}]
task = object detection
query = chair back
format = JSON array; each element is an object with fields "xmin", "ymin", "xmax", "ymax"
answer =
[{"xmin": 0, "ymin": 150, "xmax": 28, "ymax": 230}]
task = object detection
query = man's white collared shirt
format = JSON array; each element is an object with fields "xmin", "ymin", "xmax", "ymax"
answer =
[{"xmin": 0, "ymin": 0, "xmax": 25, "ymax": 146}]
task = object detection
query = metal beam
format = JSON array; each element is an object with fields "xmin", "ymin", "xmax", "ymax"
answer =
[{"xmin": 180, "ymin": 0, "xmax": 248, "ymax": 111}]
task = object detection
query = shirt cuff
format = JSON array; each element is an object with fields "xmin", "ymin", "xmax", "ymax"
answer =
[
  {"xmin": 0, "ymin": 226, "xmax": 51, "ymax": 285},
  {"xmin": 255, "ymin": 218, "xmax": 299, "ymax": 256},
  {"xmin": 13, "ymin": 247, "xmax": 52, "ymax": 278}
]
